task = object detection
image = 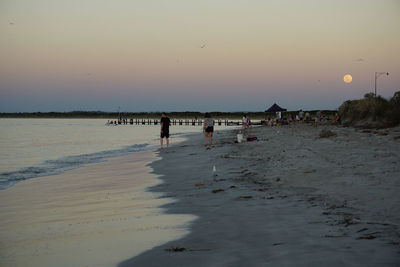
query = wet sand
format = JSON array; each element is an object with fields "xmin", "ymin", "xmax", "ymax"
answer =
[
  {"xmin": 0, "ymin": 151, "xmax": 195, "ymax": 267},
  {"xmin": 119, "ymin": 125, "xmax": 400, "ymax": 267}
]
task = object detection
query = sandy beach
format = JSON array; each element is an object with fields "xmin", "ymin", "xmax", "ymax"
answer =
[
  {"xmin": 120, "ymin": 124, "xmax": 400, "ymax": 266},
  {"xmin": 2, "ymin": 0, "xmax": 399, "ymax": 265},
  {"xmin": 0, "ymin": 151, "xmax": 195, "ymax": 267}
]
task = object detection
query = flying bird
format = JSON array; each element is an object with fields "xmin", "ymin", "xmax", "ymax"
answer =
[
  {"xmin": 356, "ymin": 58, "xmax": 364, "ymax": 62},
  {"xmin": 200, "ymin": 44, "xmax": 206, "ymax": 48},
  {"xmin": 9, "ymin": 22, "xmax": 14, "ymax": 25}
]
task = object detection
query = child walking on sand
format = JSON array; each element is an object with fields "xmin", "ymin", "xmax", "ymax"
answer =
[{"xmin": 203, "ymin": 113, "xmax": 214, "ymax": 147}]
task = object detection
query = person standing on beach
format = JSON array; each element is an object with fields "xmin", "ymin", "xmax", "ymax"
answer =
[
  {"xmin": 246, "ymin": 114, "xmax": 251, "ymax": 127},
  {"xmin": 242, "ymin": 114, "xmax": 248, "ymax": 129},
  {"xmin": 299, "ymin": 109, "xmax": 304, "ymax": 123},
  {"xmin": 203, "ymin": 113, "xmax": 214, "ymax": 147},
  {"xmin": 160, "ymin": 112, "xmax": 171, "ymax": 149},
  {"xmin": 315, "ymin": 110, "xmax": 322, "ymax": 126},
  {"xmin": 305, "ymin": 112, "xmax": 310, "ymax": 122}
]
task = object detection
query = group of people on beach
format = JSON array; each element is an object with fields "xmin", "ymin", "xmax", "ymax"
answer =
[
  {"xmin": 264, "ymin": 110, "xmax": 341, "ymax": 127},
  {"xmin": 159, "ymin": 112, "xmax": 215, "ymax": 149},
  {"xmin": 159, "ymin": 110, "xmax": 341, "ymax": 149}
]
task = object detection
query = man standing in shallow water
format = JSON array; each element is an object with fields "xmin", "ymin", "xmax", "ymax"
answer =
[{"xmin": 160, "ymin": 112, "xmax": 171, "ymax": 149}]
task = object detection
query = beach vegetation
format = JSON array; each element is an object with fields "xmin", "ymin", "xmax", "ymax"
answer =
[{"xmin": 339, "ymin": 91, "xmax": 400, "ymax": 128}]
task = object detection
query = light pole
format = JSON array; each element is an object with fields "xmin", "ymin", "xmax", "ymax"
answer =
[{"xmin": 374, "ymin": 72, "xmax": 389, "ymax": 97}]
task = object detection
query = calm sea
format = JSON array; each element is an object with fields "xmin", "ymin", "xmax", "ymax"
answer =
[{"xmin": 0, "ymin": 118, "xmax": 205, "ymax": 190}]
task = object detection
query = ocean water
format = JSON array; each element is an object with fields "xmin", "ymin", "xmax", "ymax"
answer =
[
  {"xmin": 0, "ymin": 118, "xmax": 206, "ymax": 190},
  {"xmin": 0, "ymin": 118, "xmax": 237, "ymax": 266}
]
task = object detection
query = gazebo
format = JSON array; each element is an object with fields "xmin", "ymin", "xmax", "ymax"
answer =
[{"xmin": 265, "ymin": 103, "xmax": 287, "ymax": 113}]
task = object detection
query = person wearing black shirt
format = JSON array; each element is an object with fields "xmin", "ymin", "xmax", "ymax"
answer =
[{"xmin": 160, "ymin": 112, "xmax": 171, "ymax": 149}]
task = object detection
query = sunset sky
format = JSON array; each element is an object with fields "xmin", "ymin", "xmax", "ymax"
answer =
[{"xmin": 1, "ymin": 0, "xmax": 399, "ymax": 112}]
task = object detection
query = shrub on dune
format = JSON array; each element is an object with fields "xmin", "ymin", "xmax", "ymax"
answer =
[{"xmin": 339, "ymin": 91, "xmax": 400, "ymax": 128}]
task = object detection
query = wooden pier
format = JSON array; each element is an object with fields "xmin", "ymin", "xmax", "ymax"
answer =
[{"xmin": 107, "ymin": 119, "xmax": 249, "ymax": 126}]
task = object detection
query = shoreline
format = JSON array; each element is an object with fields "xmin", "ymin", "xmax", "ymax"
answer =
[
  {"xmin": 0, "ymin": 150, "xmax": 195, "ymax": 266},
  {"xmin": 0, "ymin": 118, "xmax": 207, "ymax": 191},
  {"xmin": 119, "ymin": 125, "xmax": 400, "ymax": 266},
  {"xmin": 0, "ymin": 143, "xmax": 151, "ymax": 191}
]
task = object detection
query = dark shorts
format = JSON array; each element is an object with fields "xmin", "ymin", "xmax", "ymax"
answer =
[
  {"xmin": 161, "ymin": 130, "xmax": 169, "ymax": 138},
  {"xmin": 205, "ymin": 126, "xmax": 214, "ymax": 133}
]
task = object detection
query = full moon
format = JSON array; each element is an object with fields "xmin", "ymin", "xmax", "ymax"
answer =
[{"xmin": 344, "ymin": 74, "xmax": 352, "ymax": 83}]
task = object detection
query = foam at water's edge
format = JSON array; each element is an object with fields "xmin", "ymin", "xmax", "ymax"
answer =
[{"xmin": 0, "ymin": 143, "xmax": 151, "ymax": 190}]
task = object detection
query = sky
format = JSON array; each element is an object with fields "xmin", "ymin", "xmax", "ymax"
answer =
[{"xmin": 0, "ymin": 0, "xmax": 399, "ymax": 112}]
